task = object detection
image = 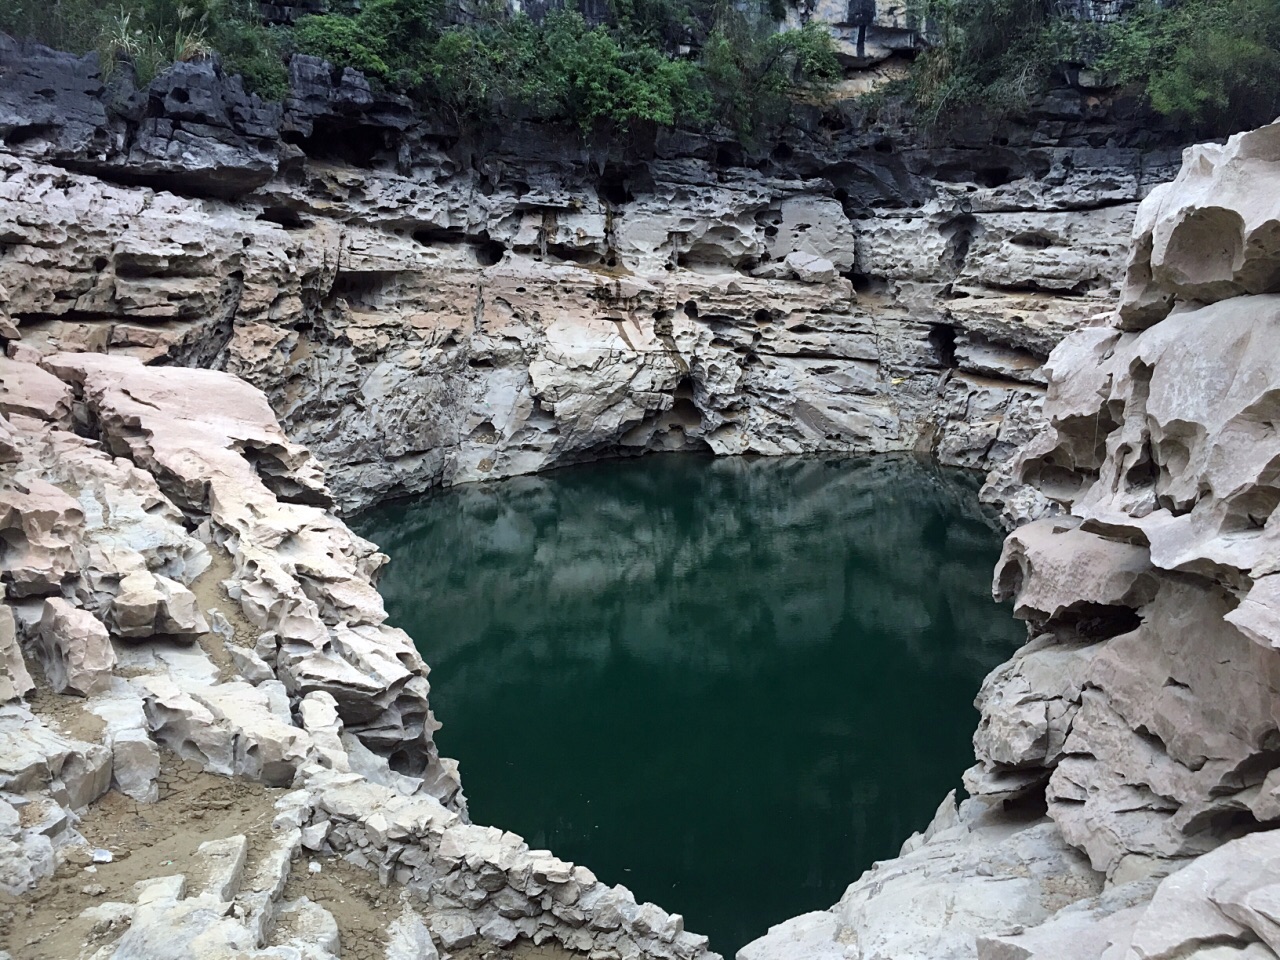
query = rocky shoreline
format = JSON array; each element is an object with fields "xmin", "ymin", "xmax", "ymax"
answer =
[
  {"xmin": 742, "ymin": 121, "xmax": 1280, "ymax": 960},
  {"xmin": 3, "ymin": 26, "xmax": 1278, "ymax": 960}
]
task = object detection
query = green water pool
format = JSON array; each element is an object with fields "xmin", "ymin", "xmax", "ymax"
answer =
[{"xmin": 353, "ymin": 454, "xmax": 1025, "ymax": 957}]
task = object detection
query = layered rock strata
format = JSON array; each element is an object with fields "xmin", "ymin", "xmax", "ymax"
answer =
[
  {"xmin": 0, "ymin": 352, "xmax": 714, "ymax": 960},
  {"xmin": 742, "ymin": 121, "xmax": 1280, "ymax": 960},
  {"xmin": 0, "ymin": 26, "xmax": 1212, "ymax": 960},
  {"xmin": 0, "ymin": 38, "xmax": 1182, "ymax": 511}
]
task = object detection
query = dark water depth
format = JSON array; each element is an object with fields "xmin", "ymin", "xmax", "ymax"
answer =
[{"xmin": 353, "ymin": 454, "xmax": 1025, "ymax": 956}]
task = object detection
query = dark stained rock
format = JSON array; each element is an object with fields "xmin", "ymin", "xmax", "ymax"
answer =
[{"xmin": 0, "ymin": 36, "xmax": 109, "ymax": 158}]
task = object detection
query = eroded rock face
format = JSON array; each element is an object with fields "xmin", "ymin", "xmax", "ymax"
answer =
[
  {"xmin": 0, "ymin": 30, "xmax": 1200, "ymax": 960},
  {"xmin": 0, "ymin": 352, "xmax": 722, "ymax": 960},
  {"xmin": 0, "ymin": 42, "xmax": 1182, "ymax": 512},
  {"xmin": 743, "ymin": 120, "xmax": 1280, "ymax": 960}
]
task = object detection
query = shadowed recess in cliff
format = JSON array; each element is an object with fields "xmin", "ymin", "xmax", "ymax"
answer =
[{"xmin": 353, "ymin": 454, "xmax": 1026, "ymax": 955}]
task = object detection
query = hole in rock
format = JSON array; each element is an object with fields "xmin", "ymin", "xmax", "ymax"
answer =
[
  {"xmin": 1051, "ymin": 601, "xmax": 1142, "ymax": 641},
  {"xmin": 714, "ymin": 144, "xmax": 739, "ymax": 168},
  {"xmin": 599, "ymin": 166, "xmax": 634, "ymax": 206},
  {"xmin": 476, "ymin": 239, "xmax": 506, "ymax": 267},
  {"xmin": 353, "ymin": 455, "xmax": 1025, "ymax": 957},
  {"xmin": 928, "ymin": 323, "xmax": 958, "ymax": 368},
  {"xmin": 545, "ymin": 243, "xmax": 599, "ymax": 265},
  {"xmin": 1010, "ymin": 232, "xmax": 1054, "ymax": 249},
  {"xmin": 257, "ymin": 207, "xmax": 310, "ymax": 230},
  {"xmin": 331, "ymin": 270, "xmax": 399, "ymax": 309}
]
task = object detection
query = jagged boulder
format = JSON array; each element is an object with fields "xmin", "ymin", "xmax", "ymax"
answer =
[{"xmin": 36, "ymin": 598, "xmax": 116, "ymax": 697}]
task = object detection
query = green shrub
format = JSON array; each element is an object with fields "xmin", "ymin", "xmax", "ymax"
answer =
[
  {"xmin": 896, "ymin": 0, "xmax": 1280, "ymax": 135},
  {"xmin": 292, "ymin": 13, "xmax": 392, "ymax": 81},
  {"xmin": 0, "ymin": 0, "xmax": 285, "ymax": 96},
  {"xmin": 704, "ymin": 16, "xmax": 839, "ymax": 142},
  {"xmin": 2, "ymin": 0, "xmax": 838, "ymax": 137},
  {"xmin": 429, "ymin": 10, "xmax": 711, "ymax": 129},
  {"xmin": 1099, "ymin": 0, "xmax": 1280, "ymax": 133},
  {"xmin": 905, "ymin": 0, "xmax": 1070, "ymax": 127}
]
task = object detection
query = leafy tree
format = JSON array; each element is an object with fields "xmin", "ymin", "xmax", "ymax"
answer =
[
  {"xmin": 905, "ymin": 0, "xmax": 1069, "ymax": 127},
  {"xmin": 291, "ymin": 12, "xmax": 393, "ymax": 81},
  {"xmin": 704, "ymin": 15, "xmax": 839, "ymax": 142},
  {"xmin": 2, "ymin": 0, "xmax": 838, "ymax": 135},
  {"xmin": 1099, "ymin": 0, "xmax": 1280, "ymax": 133},
  {"xmin": 429, "ymin": 10, "xmax": 710, "ymax": 129}
]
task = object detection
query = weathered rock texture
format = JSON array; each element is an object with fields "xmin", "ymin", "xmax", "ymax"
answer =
[
  {"xmin": 0, "ymin": 37, "xmax": 1182, "ymax": 512},
  {"xmin": 0, "ymin": 353, "xmax": 714, "ymax": 960},
  {"xmin": 742, "ymin": 120, "xmax": 1280, "ymax": 960},
  {"xmin": 0, "ymin": 25, "xmax": 1204, "ymax": 960}
]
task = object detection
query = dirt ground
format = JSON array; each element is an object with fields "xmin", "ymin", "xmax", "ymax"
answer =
[
  {"xmin": 0, "ymin": 759, "xmax": 282, "ymax": 960},
  {"xmin": 187, "ymin": 540, "xmax": 268, "ymax": 679},
  {"xmin": 2, "ymin": 540, "xmax": 593, "ymax": 960}
]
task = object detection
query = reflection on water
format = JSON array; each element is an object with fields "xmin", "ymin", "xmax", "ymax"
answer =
[{"xmin": 354, "ymin": 454, "xmax": 1025, "ymax": 956}]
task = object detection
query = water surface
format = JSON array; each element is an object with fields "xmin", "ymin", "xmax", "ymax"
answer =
[{"xmin": 354, "ymin": 455, "xmax": 1024, "ymax": 956}]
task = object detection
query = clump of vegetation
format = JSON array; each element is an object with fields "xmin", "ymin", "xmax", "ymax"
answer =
[
  {"xmin": 1, "ymin": 0, "xmax": 837, "ymax": 138},
  {"xmin": 290, "ymin": 0, "xmax": 838, "ymax": 136},
  {"xmin": 1098, "ymin": 0, "xmax": 1280, "ymax": 133},
  {"xmin": 905, "ymin": 0, "xmax": 1070, "ymax": 127},
  {"xmin": 903, "ymin": 0, "xmax": 1280, "ymax": 135},
  {"xmin": 0, "ymin": 0, "xmax": 287, "ymax": 95},
  {"xmin": 3, "ymin": 0, "xmax": 1278, "ymax": 141},
  {"xmin": 703, "ymin": 16, "xmax": 840, "ymax": 141},
  {"xmin": 424, "ymin": 10, "xmax": 711, "ymax": 129}
]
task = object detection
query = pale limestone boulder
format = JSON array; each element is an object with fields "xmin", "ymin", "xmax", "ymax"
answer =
[
  {"xmin": 966, "ymin": 634, "xmax": 1095, "ymax": 795},
  {"xmin": 0, "ymin": 604, "xmax": 33, "ymax": 702},
  {"xmin": 82, "ymin": 828, "xmax": 338, "ymax": 959},
  {"xmin": 784, "ymin": 251, "xmax": 837, "ymax": 284},
  {"xmin": 0, "ymin": 474, "xmax": 83, "ymax": 597},
  {"xmin": 960, "ymin": 207, "xmax": 1136, "ymax": 294},
  {"xmin": 975, "ymin": 877, "xmax": 1160, "ymax": 960},
  {"xmin": 1119, "ymin": 121, "xmax": 1280, "ymax": 329},
  {"xmin": 994, "ymin": 519, "xmax": 1157, "ymax": 624},
  {"xmin": 853, "ymin": 207, "xmax": 959, "ymax": 282},
  {"xmin": 0, "ymin": 356, "xmax": 72, "ymax": 424},
  {"xmin": 108, "ymin": 569, "xmax": 208, "ymax": 639},
  {"xmin": 766, "ymin": 197, "xmax": 856, "ymax": 271},
  {"xmin": 135, "ymin": 674, "xmax": 310, "ymax": 787},
  {"xmin": 0, "ymin": 702, "xmax": 111, "ymax": 811},
  {"xmin": 36, "ymin": 597, "xmax": 115, "ymax": 696},
  {"xmin": 740, "ymin": 796, "xmax": 1100, "ymax": 960},
  {"xmin": 227, "ymin": 644, "xmax": 274, "ymax": 683},
  {"xmin": 88, "ymin": 685, "xmax": 160, "ymax": 803},
  {"xmin": 1226, "ymin": 574, "xmax": 1280, "ymax": 650},
  {"xmin": 134, "ymin": 674, "xmax": 236, "ymax": 776},
  {"xmin": 1042, "ymin": 576, "xmax": 1280, "ymax": 876},
  {"xmin": 1125, "ymin": 832, "xmax": 1280, "ymax": 959},
  {"xmin": 0, "ymin": 415, "xmax": 19, "ymax": 465},
  {"xmin": 948, "ymin": 293, "xmax": 1108, "ymax": 360},
  {"xmin": 737, "ymin": 913, "xmax": 842, "ymax": 960}
]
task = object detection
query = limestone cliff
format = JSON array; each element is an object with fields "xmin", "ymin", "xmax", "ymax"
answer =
[
  {"xmin": 0, "ymin": 36, "xmax": 1181, "ymax": 511},
  {"xmin": 0, "ymin": 24, "xmax": 1234, "ymax": 960},
  {"xmin": 743, "ymin": 120, "xmax": 1280, "ymax": 960}
]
